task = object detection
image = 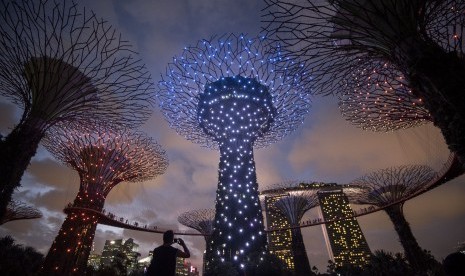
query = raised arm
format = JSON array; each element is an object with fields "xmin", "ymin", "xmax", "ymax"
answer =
[{"xmin": 176, "ymin": 238, "xmax": 190, "ymax": 258}]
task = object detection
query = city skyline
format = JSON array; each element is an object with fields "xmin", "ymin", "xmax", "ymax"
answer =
[{"xmin": 0, "ymin": 0, "xmax": 464, "ymax": 274}]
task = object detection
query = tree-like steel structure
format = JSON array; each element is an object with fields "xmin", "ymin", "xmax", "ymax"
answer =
[
  {"xmin": 0, "ymin": 0, "xmax": 154, "ymax": 221},
  {"xmin": 158, "ymin": 33, "xmax": 310, "ymax": 274},
  {"xmin": 263, "ymin": 0, "xmax": 465, "ymax": 163},
  {"xmin": 0, "ymin": 200, "xmax": 42, "ymax": 225},
  {"xmin": 178, "ymin": 209, "xmax": 215, "ymax": 242},
  {"xmin": 178, "ymin": 209, "xmax": 215, "ymax": 273},
  {"xmin": 349, "ymin": 165, "xmax": 438, "ymax": 274},
  {"xmin": 40, "ymin": 126, "xmax": 168, "ymax": 275},
  {"xmin": 272, "ymin": 183, "xmax": 319, "ymax": 276},
  {"xmin": 338, "ymin": 64, "xmax": 432, "ymax": 132}
]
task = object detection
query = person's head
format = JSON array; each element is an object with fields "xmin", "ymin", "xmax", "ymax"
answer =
[
  {"xmin": 163, "ymin": 230, "xmax": 174, "ymax": 244},
  {"xmin": 443, "ymin": 252, "xmax": 465, "ymax": 276}
]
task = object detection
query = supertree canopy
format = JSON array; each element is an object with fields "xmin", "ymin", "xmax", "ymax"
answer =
[
  {"xmin": 178, "ymin": 209, "xmax": 215, "ymax": 242},
  {"xmin": 272, "ymin": 183, "xmax": 319, "ymax": 276},
  {"xmin": 337, "ymin": 62, "xmax": 432, "ymax": 132},
  {"xmin": 158, "ymin": 33, "xmax": 310, "ymax": 274},
  {"xmin": 263, "ymin": 0, "xmax": 465, "ymax": 164},
  {"xmin": 349, "ymin": 165, "xmax": 438, "ymax": 274},
  {"xmin": 40, "ymin": 125, "xmax": 168, "ymax": 275},
  {"xmin": 0, "ymin": 0, "xmax": 154, "ymax": 221},
  {"xmin": 0, "ymin": 200, "xmax": 42, "ymax": 225}
]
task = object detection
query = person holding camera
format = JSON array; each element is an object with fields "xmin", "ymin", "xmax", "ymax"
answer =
[{"xmin": 146, "ymin": 230, "xmax": 190, "ymax": 276}]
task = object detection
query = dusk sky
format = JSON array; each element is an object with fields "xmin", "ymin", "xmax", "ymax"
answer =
[{"xmin": 0, "ymin": 0, "xmax": 464, "ymax": 274}]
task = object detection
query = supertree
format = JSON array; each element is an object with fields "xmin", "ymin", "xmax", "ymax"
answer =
[
  {"xmin": 0, "ymin": 0, "xmax": 154, "ymax": 220},
  {"xmin": 157, "ymin": 33, "xmax": 310, "ymax": 274},
  {"xmin": 178, "ymin": 209, "xmax": 215, "ymax": 272},
  {"xmin": 178, "ymin": 209, "xmax": 215, "ymax": 243},
  {"xmin": 40, "ymin": 125, "xmax": 168, "ymax": 275},
  {"xmin": 271, "ymin": 182, "xmax": 319, "ymax": 276},
  {"xmin": 348, "ymin": 165, "xmax": 438, "ymax": 274},
  {"xmin": 0, "ymin": 200, "xmax": 42, "ymax": 225},
  {"xmin": 263, "ymin": 0, "xmax": 465, "ymax": 164}
]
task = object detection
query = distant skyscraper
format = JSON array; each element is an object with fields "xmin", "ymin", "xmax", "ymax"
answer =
[
  {"xmin": 100, "ymin": 238, "xmax": 141, "ymax": 274},
  {"xmin": 263, "ymin": 194, "xmax": 294, "ymax": 270},
  {"xmin": 318, "ymin": 189, "xmax": 371, "ymax": 268},
  {"xmin": 87, "ymin": 253, "xmax": 101, "ymax": 270}
]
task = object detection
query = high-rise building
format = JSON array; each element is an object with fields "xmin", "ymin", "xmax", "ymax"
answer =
[
  {"xmin": 100, "ymin": 238, "xmax": 141, "ymax": 274},
  {"xmin": 87, "ymin": 253, "xmax": 101, "ymax": 270},
  {"xmin": 263, "ymin": 193, "xmax": 294, "ymax": 270},
  {"xmin": 318, "ymin": 189, "xmax": 371, "ymax": 268}
]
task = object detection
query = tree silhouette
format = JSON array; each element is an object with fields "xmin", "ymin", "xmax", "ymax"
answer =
[
  {"xmin": 0, "ymin": 0, "xmax": 154, "ymax": 220},
  {"xmin": 0, "ymin": 236, "xmax": 44, "ymax": 275}
]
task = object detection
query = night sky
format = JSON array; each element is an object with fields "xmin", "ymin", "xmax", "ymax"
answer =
[{"xmin": 0, "ymin": 0, "xmax": 464, "ymax": 274}]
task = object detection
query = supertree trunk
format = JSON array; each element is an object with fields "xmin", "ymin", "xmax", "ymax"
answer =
[
  {"xmin": 0, "ymin": 117, "xmax": 46, "ymax": 220},
  {"xmin": 208, "ymin": 140, "xmax": 267, "ymax": 273},
  {"xmin": 41, "ymin": 189, "xmax": 105, "ymax": 275},
  {"xmin": 395, "ymin": 38, "xmax": 465, "ymax": 165},
  {"xmin": 384, "ymin": 204, "xmax": 430, "ymax": 274},
  {"xmin": 291, "ymin": 227, "xmax": 312, "ymax": 276}
]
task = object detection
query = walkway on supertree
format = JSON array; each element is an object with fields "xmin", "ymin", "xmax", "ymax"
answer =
[
  {"xmin": 40, "ymin": 124, "xmax": 168, "ymax": 275},
  {"xmin": 261, "ymin": 151, "xmax": 463, "ymax": 232},
  {"xmin": 157, "ymin": 33, "xmax": 311, "ymax": 274}
]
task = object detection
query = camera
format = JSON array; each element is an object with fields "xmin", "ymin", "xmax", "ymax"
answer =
[{"xmin": 173, "ymin": 238, "xmax": 180, "ymax": 244}]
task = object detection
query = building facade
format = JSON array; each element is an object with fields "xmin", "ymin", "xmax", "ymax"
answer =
[
  {"xmin": 100, "ymin": 238, "xmax": 141, "ymax": 274},
  {"xmin": 318, "ymin": 189, "xmax": 371, "ymax": 268},
  {"xmin": 263, "ymin": 193, "xmax": 295, "ymax": 270}
]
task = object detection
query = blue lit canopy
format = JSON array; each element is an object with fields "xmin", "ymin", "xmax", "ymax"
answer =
[{"xmin": 158, "ymin": 33, "xmax": 311, "ymax": 149}]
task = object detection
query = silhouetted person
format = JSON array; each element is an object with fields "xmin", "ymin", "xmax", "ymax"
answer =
[
  {"xmin": 443, "ymin": 252, "xmax": 465, "ymax": 276},
  {"xmin": 146, "ymin": 230, "xmax": 190, "ymax": 276}
]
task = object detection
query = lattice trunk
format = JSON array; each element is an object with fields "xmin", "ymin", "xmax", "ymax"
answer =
[
  {"xmin": 41, "ymin": 189, "xmax": 105, "ymax": 275},
  {"xmin": 396, "ymin": 37, "xmax": 465, "ymax": 166},
  {"xmin": 207, "ymin": 140, "xmax": 267, "ymax": 273},
  {"xmin": 384, "ymin": 204, "xmax": 431, "ymax": 273},
  {"xmin": 0, "ymin": 116, "xmax": 46, "ymax": 221},
  {"xmin": 291, "ymin": 227, "xmax": 312, "ymax": 276}
]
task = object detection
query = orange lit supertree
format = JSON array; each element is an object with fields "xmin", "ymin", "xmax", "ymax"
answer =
[
  {"xmin": 348, "ymin": 165, "xmax": 438, "ymax": 273},
  {"xmin": 337, "ymin": 63, "xmax": 432, "ymax": 132},
  {"xmin": 0, "ymin": 0, "xmax": 154, "ymax": 220},
  {"xmin": 40, "ymin": 126, "xmax": 168, "ymax": 275},
  {"xmin": 267, "ymin": 182, "xmax": 319, "ymax": 276},
  {"xmin": 0, "ymin": 200, "xmax": 42, "ymax": 225},
  {"xmin": 178, "ymin": 209, "xmax": 215, "ymax": 272},
  {"xmin": 263, "ymin": 0, "xmax": 465, "ymax": 164}
]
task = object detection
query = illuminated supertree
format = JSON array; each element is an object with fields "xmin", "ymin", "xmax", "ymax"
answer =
[
  {"xmin": 349, "ymin": 165, "xmax": 438, "ymax": 273},
  {"xmin": 0, "ymin": 0, "xmax": 154, "ymax": 220},
  {"xmin": 178, "ymin": 209, "xmax": 215, "ymax": 272},
  {"xmin": 337, "ymin": 63, "xmax": 432, "ymax": 132},
  {"xmin": 158, "ymin": 33, "xmax": 310, "ymax": 274},
  {"xmin": 263, "ymin": 0, "xmax": 465, "ymax": 164},
  {"xmin": 40, "ymin": 126, "xmax": 168, "ymax": 275},
  {"xmin": 0, "ymin": 200, "xmax": 42, "ymax": 225},
  {"xmin": 271, "ymin": 183, "xmax": 319, "ymax": 276}
]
